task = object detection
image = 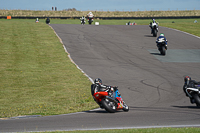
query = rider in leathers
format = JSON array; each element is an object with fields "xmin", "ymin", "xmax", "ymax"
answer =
[
  {"xmin": 80, "ymin": 16, "xmax": 85, "ymax": 24},
  {"xmin": 183, "ymin": 76, "xmax": 200, "ymax": 104},
  {"xmin": 87, "ymin": 12, "xmax": 94, "ymax": 19},
  {"xmin": 149, "ymin": 19, "xmax": 158, "ymax": 34},
  {"xmin": 156, "ymin": 33, "xmax": 168, "ymax": 49},
  {"xmin": 91, "ymin": 78, "xmax": 122, "ymax": 108}
]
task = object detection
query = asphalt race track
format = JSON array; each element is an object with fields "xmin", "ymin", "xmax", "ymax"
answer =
[{"xmin": 1, "ymin": 24, "xmax": 200, "ymax": 132}]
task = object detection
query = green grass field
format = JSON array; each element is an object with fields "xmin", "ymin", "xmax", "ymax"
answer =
[
  {"xmin": 0, "ymin": 19, "xmax": 98, "ymax": 118},
  {"xmin": 0, "ymin": 18, "xmax": 200, "ymax": 132}
]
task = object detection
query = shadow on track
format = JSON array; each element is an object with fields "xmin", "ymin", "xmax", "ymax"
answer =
[
  {"xmin": 85, "ymin": 110, "xmax": 126, "ymax": 114},
  {"xmin": 172, "ymin": 105, "xmax": 200, "ymax": 109},
  {"xmin": 150, "ymin": 53, "xmax": 162, "ymax": 56},
  {"xmin": 144, "ymin": 35, "xmax": 156, "ymax": 37}
]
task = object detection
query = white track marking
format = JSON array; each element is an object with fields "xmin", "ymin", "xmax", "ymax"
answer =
[{"xmin": 49, "ymin": 25, "xmax": 94, "ymax": 84}]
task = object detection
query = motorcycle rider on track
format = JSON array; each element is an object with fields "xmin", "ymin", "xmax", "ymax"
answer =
[
  {"xmin": 80, "ymin": 16, "xmax": 86, "ymax": 24},
  {"xmin": 156, "ymin": 33, "xmax": 168, "ymax": 49},
  {"xmin": 87, "ymin": 12, "xmax": 94, "ymax": 19},
  {"xmin": 149, "ymin": 19, "xmax": 158, "ymax": 34},
  {"xmin": 183, "ymin": 76, "xmax": 200, "ymax": 104},
  {"xmin": 87, "ymin": 12, "xmax": 94, "ymax": 24},
  {"xmin": 91, "ymin": 78, "xmax": 124, "ymax": 108}
]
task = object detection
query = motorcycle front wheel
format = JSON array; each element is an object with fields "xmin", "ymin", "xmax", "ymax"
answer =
[
  {"xmin": 101, "ymin": 98, "xmax": 117, "ymax": 113},
  {"xmin": 192, "ymin": 93, "xmax": 200, "ymax": 107},
  {"xmin": 122, "ymin": 104, "xmax": 129, "ymax": 112}
]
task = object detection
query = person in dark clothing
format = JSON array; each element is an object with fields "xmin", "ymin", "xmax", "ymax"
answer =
[{"xmin": 46, "ymin": 17, "xmax": 50, "ymax": 24}]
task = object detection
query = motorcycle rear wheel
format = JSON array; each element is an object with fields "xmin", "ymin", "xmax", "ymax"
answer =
[
  {"xmin": 101, "ymin": 98, "xmax": 117, "ymax": 113},
  {"xmin": 153, "ymin": 30, "xmax": 157, "ymax": 37},
  {"xmin": 161, "ymin": 46, "xmax": 166, "ymax": 55}
]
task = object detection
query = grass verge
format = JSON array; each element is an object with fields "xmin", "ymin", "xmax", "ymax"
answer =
[
  {"xmin": 31, "ymin": 127, "xmax": 200, "ymax": 133},
  {"xmin": 0, "ymin": 19, "xmax": 98, "ymax": 118}
]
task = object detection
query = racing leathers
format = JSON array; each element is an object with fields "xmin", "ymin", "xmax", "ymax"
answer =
[
  {"xmin": 149, "ymin": 19, "xmax": 158, "ymax": 33},
  {"xmin": 87, "ymin": 12, "xmax": 94, "ymax": 19},
  {"xmin": 80, "ymin": 16, "xmax": 85, "ymax": 20},
  {"xmin": 183, "ymin": 76, "xmax": 200, "ymax": 104},
  {"xmin": 91, "ymin": 83, "xmax": 116, "ymax": 97},
  {"xmin": 91, "ymin": 83, "xmax": 121, "ymax": 108},
  {"xmin": 80, "ymin": 16, "xmax": 86, "ymax": 24},
  {"xmin": 156, "ymin": 35, "xmax": 168, "ymax": 49}
]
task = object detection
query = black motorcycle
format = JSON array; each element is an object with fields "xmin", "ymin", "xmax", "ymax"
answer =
[
  {"xmin": 46, "ymin": 17, "xmax": 50, "ymax": 24},
  {"xmin": 88, "ymin": 18, "xmax": 93, "ymax": 25},
  {"xmin": 81, "ymin": 19, "xmax": 85, "ymax": 25},
  {"xmin": 156, "ymin": 39, "xmax": 167, "ymax": 55},
  {"xmin": 183, "ymin": 76, "xmax": 200, "ymax": 107}
]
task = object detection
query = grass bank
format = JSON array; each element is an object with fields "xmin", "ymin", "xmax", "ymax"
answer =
[
  {"xmin": 0, "ymin": 19, "xmax": 98, "ymax": 118},
  {"xmin": 0, "ymin": 9, "xmax": 200, "ymax": 17},
  {"xmin": 31, "ymin": 127, "xmax": 200, "ymax": 133}
]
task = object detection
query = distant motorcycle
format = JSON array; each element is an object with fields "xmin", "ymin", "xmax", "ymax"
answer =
[
  {"xmin": 81, "ymin": 19, "xmax": 85, "ymax": 25},
  {"xmin": 87, "ymin": 12, "xmax": 94, "ymax": 25},
  {"xmin": 91, "ymin": 85, "xmax": 129, "ymax": 113},
  {"xmin": 183, "ymin": 76, "xmax": 200, "ymax": 107},
  {"xmin": 88, "ymin": 18, "xmax": 93, "ymax": 25},
  {"xmin": 46, "ymin": 17, "xmax": 50, "ymax": 24},
  {"xmin": 156, "ymin": 38, "xmax": 167, "ymax": 55},
  {"xmin": 151, "ymin": 22, "xmax": 158, "ymax": 37}
]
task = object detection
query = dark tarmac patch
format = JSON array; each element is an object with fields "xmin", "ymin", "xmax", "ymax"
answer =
[{"xmin": 148, "ymin": 49, "xmax": 200, "ymax": 62}]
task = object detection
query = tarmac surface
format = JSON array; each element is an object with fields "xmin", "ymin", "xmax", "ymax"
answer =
[{"xmin": 1, "ymin": 24, "xmax": 200, "ymax": 132}]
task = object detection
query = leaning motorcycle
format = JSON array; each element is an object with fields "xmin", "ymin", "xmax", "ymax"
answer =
[
  {"xmin": 156, "ymin": 38, "xmax": 167, "ymax": 55},
  {"xmin": 151, "ymin": 22, "xmax": 158, "ymax": 37},
  {"xmin": 183, "ymin": 76, "xmax": 200, "ymax": 107},
  {"xmin": 91, "ymin": 85, "xmax": 129, "ymax": 113}
]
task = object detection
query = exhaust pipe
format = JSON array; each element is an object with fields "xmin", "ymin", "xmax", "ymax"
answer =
[{"xmin": 105, "ymin": 96, "xmax": 118, "ymax": 104}]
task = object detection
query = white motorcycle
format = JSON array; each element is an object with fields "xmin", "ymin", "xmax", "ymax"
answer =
[
  {"xmin": 151, "ymin": 22, "xmax": 158, "ymax": 37},
  {"xmin": 183, "ymin": 76, "xmax": 200, "ymax": 107}
]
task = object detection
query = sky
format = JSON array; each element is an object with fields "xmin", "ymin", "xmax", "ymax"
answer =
[{"xmin": 0, "ymin": 0, "xmax": 200, "ymax": 11}]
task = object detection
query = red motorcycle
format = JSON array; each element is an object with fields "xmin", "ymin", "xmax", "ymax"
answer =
[{"xmin": 91, "ymin": 85, "xmax": 129, "ymax": 113}]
